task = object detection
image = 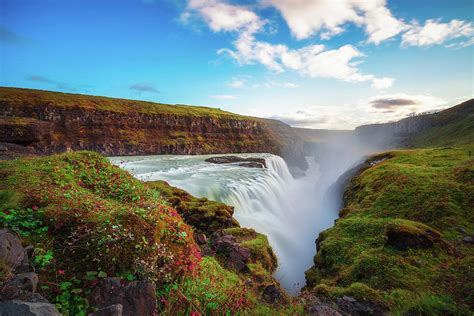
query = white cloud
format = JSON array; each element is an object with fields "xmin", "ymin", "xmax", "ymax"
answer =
[
  {"xmin": 253, "ymin": 81, "xmax": 299, "ymax": 88},
  {"xmin": 402, "ymin": 19, "xmax": 474, "ymax": 47},
  {"xmin": 186, "ymin": 0, "xmax": 393, "ymax": 87},
  {"xmin": 228, "ymin": 76, "xmax": 247, "ymax": 88},
  {"xmin": 259, "ymin": 93, "xmax": 445, "ymax": 129},
  {"xmin": 220, "ymin": 34, "xmax": 392, "ymax": 87},
  {"xmin": 265, "ymin": 106, "xmax": 359, "ymax": 129},
  {"xmin": 371, "ymin": 77, "xmax": 394, "ymax": 90},
  {"xmin": 264, "ymin": 0, "xmax": 408, "ymax": 44},
  {"xmin": 184, "ymin": 0, "xmax": 263, "ymax": 32},
  {"xmin": 210, "ymin": 94, "xmax": 237, "ymax": 100},
  {"xmin": 445, "ymin": 37, "xmax": 474, "ymax": 49}
]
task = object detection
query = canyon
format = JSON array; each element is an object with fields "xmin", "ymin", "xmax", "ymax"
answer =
[{"xmin": 0, "ymin": 87, "xmax": 473, "ymax": 315}]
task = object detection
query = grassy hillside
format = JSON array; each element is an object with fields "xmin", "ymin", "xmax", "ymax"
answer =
[
  {"xmin": 0, "ymin": 87, "xmax": 246, "ymax": 119},
  {"xmin": 407, "ymin": 102, "xmax": 474, "ymax": 147},
  {"xmin": 0, "ymin": 152, "xmax": 301, "ymax": 315},
  {"xmin": 305, "ymin": 146, "xmax": 474, "ymax": 314}
]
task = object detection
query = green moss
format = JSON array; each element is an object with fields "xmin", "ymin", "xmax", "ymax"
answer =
[
  {"xmin": 306, "ymin": 147, "xmax": 474, "ymax": 314},
  {"xmin": 158, "ymin": 256, "xmax": 301, "ymax": 315},
  {"xmin": 223, "ymin": 227, "xmax": 278, "ymax": 273},
  {"xmin": 147, "ymin": 180, "xmax": 238, "ymax": 235}
]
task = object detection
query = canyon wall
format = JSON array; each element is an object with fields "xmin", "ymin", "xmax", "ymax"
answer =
[
  {"xmin": 355, "ymin": 99, "xmax": 474, "ymax": 148},
  {"xmin": 0, "ymin": 87, "xmax": 307, "ymax": 170}
]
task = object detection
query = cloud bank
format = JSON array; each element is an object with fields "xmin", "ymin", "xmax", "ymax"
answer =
[
  {"xmin": 262, "ymin": 93, "xmax": 445, "ymax": 129},
  {"xmin": 183, "ymin": 0, "xmax": 396, "ymax": 89}
]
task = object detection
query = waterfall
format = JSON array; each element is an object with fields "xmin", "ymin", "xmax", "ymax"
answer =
[{"xmin": 110, "ymin": 153, "xmax": 339, "ymax": 294}]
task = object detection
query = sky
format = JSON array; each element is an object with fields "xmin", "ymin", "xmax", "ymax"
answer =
[{"xmin": 1, "ymin": 0, "xmax": 473, "ymax": 129}]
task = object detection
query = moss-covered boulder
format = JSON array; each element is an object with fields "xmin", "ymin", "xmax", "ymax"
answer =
[
  {"xmin": 147, "ymin": 180, "xmax": 239, "ymax": 235},
  {"xmin": 223, "ymin": 227, "xmax": 278, "ymax": 274}
]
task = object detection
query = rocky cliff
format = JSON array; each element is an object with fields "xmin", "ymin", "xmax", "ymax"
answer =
[
  {"xmin": 0, "ymin": 87, "xmax": 307, "ymax": 171},
  {"xmin": 354, "ymin": 99, "xmax": 474, "ymax": 148}
]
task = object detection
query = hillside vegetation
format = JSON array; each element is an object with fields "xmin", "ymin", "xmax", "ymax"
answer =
[
  {"xmin": 0, "ymin": 151, "xmax": 300, "ymax": 315},
  {"xmin": 305, "ymin": 146, "xmax": 474, "ymax": 314},
  {"xmin": 0, "ymin": 87, "xmax": 246, "ymax": 118},
  {"xmin": 406, "ymin": 101, "xmax": 474, "ymax": 147}
]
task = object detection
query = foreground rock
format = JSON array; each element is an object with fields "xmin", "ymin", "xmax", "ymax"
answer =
[
  {"xmin": 89, "ymin": 278, "xmax": 157, "ymax": 316},
  {"xmin": 205, "ymin": 156, "xmax": 267, "ymax": 168},
  {"xmin": 0, "ymin": 229, "xmax": 25, "ymax": 273},
  {"xmin": 304, "ymin": 295, "xmax": 388, "ymax": 316},
  {"xmin": 211, "ymin": 234, "xmax": 250, "ymax": 272},
  {"xmin": 0, "ymin": 300, "xmax": 60, "ymax": 316},
  {"xmin": 0, "ymin": 230, "xmax": 60, "ymax": 315},
  {"xmin": 89, "ymin": 304, "xmax": 123, "ymax": 316}
]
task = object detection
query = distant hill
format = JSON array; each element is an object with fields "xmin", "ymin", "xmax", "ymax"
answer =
[
  {"xmin": 0, "ymin": 87, "xmax": 307, "ymax": 171},
  {"xmin": 354, "ymin": 99, "xmax": 474, "ymax": 148},
  {"xmin": 406, "ymin": 99, "xmax": 474, "ymax": 147}
]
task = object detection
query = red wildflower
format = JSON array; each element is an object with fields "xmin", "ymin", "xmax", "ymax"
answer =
[
  {"xmin": 57, "ymin": 269, "xmax": 65, "ymax": 275},
  {"xmin": 190, "ymin": 311, "xmax": 200, "ymax": 316},
  {"xmin": 32, "ymin": 206, "xmax": 39, "ymax": 211}
]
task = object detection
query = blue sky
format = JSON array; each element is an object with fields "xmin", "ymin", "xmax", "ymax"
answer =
[{"xmin": 1, "ymin": 0, "xmax": 473, "ymax": 129}]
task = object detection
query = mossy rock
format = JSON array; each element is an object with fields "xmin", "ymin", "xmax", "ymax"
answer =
[
  {"xmin": 147, "ymin": 180, "xmax": 239, "ymax": 235},
  {"xmin": 385, "ymin": 220, "xmax": 453, "ymax": 252},
  {"xmin": 223, "ymin": 227, "xmax": 278, "ymax": 273}
]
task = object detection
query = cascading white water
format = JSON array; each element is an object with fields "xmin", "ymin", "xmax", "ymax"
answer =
[{"xmin": 110, "ymin": 153, "xmax": 342, "ymax": 294}]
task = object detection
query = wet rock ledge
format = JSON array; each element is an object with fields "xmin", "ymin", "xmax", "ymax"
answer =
[{"xmin": 205, "ymin": 156, "xmax": 267, "ymax": 168}]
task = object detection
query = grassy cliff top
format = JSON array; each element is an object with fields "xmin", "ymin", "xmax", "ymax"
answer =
[
  {"xmin": 306, "ymin": 146, "xmax": 474, "ymax": 314},
  {"xmin": 0, "ymin": 87, "xmax": 253, "ymax": 119}
]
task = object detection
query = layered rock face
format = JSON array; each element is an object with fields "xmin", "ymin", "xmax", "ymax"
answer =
[{"xmin": 0, "ymin": 87, "xmax": 307, "ymax": 171}]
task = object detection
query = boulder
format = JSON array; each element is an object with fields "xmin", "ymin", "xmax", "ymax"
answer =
[
  {"xmin": 336, "ymin": 296, "xmax": 373, "ymax": 316},
  {"xmin": 2, "ymin": 272, "xmax": 38, "ymax": 293},
  {"xmin": 307, "ymin": 303, "xmax": 343, "ymax": 316},
  {"xmin": 195, "ymin": 233, "xmax": 207, "ymax": 245},
  {"xmin": 89, "ymin": 278, "xmax": 156, "ymax": 316},
  {"xmin": 211, "ymin": 234, "xmax": 250, "ymax": 272},
  {"xmin": 0, "ymin": 300, "xmax": 60, "ymax": 316},
  {"xmin": 89, "ymin": 304, "xmax": 124, "ymax": 316},
  {"xmin": 262, "ymin": 284, "xmax": 284, "ymax": 304},
  {"xmin": 0, "ymin": 230, "xmax": 25, "ymax": 272},
  {"xmin": 386, "ymin": 224, "xmax": 441, "ymax": 251}
]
